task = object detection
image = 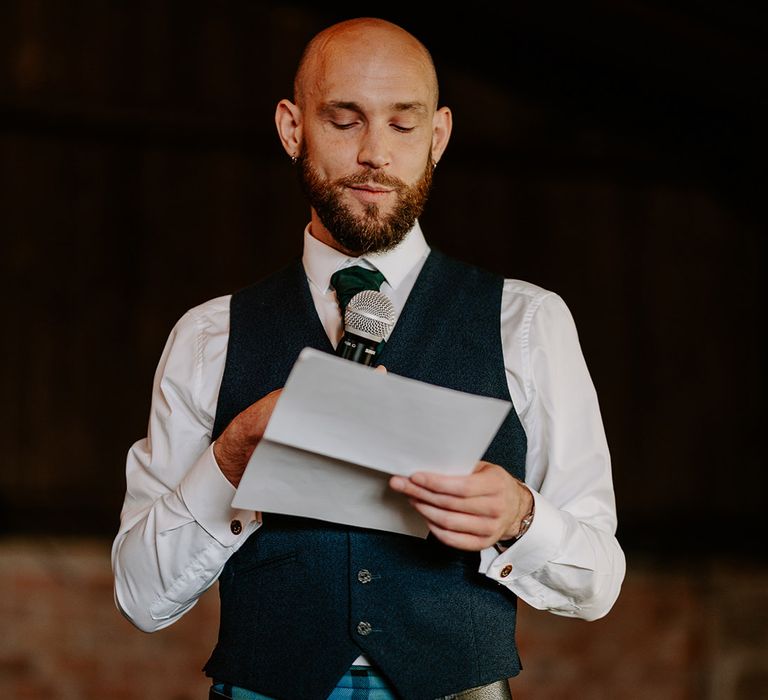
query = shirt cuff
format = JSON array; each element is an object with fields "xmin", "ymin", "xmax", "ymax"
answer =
[
  {"xmin": 178, "ymin": 443, "xmax": 259, "ymax": 547},
  {"xmin": 479, "ymin": 489, "xmax": 565, "ymax": 581}
]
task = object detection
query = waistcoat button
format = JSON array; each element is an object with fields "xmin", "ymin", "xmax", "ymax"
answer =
[
  {"xmin": 356, "ymin": 621, "xmax": 373, "ymax": 636},
  {"xmin": 357, "ymin": 569, "xmax": 373, "ymax": 584}
]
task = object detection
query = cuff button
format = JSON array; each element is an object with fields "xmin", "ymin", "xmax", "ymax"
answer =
[
  {"xmin": 230, "ymin": 519, "xmax": 243, "ymax": 535},
  {"xmin": 500, "ymin": 564, "xmax": 513, "ymax": 578}
]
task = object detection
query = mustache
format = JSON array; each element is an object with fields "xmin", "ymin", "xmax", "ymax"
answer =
[{"xmin": 333, "ymin": 170, "xmax": 407, "ymax": 191}]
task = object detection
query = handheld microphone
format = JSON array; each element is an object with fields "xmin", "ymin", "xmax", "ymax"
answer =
[{"xmin": 336, "ymin": 290, "xmax": 395, "ymax": 366}]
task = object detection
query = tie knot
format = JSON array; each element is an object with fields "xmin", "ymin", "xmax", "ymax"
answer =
[{"xmin": 330, "ymin": 266, "xmax": 386, "ymax": 316}]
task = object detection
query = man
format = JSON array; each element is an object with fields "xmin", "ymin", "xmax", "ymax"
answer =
[{"xmin": 112, "ymin": 17, "xmax": 625, "ymax": 700}]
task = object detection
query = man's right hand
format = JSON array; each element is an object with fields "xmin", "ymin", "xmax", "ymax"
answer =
[{"xmin": 213, "ymin": 389, "xmax": 283, "ymax": 487}]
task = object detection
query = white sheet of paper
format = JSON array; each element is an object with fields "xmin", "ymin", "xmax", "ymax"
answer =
[{"xmin": 232, "ymin": 348, "xmax": 511, "ymax": 537}]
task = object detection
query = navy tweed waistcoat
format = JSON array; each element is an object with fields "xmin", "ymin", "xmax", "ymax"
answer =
[{"xmin": 204, "ymin": 250, "xmax": 527, "ymax": 700}]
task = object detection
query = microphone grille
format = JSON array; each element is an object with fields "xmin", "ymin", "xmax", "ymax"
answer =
[{"xmin": 345, "ymin": 290, "xmax": 396, "ymax": 342}]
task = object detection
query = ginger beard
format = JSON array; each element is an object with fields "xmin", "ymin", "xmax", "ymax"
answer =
[{"xmin": 298, "ymin": 151, "xmax": 434, "ymax": 255}]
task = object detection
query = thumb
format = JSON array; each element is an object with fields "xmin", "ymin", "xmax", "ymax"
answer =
[{"xmin": 375, "ymin": 365, "xmax": 387, "ymax": 374}]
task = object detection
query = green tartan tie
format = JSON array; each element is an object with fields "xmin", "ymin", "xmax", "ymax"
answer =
[{"xmin": 330, "ymin": 266, "xmax": 386, "ymax": 316}]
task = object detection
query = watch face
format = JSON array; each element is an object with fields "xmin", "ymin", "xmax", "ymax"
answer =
[{"xmin": 517, "ymin": 514, "xmax": 533, "ymax": 538}]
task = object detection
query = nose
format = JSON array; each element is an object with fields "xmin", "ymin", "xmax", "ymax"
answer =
[{"xmin": 357, "ymin": 126, "xmax": 391, "ymax": 169}]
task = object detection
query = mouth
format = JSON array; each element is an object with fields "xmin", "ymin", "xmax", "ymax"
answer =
[
  {"xmin": 349, "ymin": 185, "xmax": 394, "ymax": 193},
  {"xmin": 347, "ymin": 184, "xmax": 395, "ymax": 204}
]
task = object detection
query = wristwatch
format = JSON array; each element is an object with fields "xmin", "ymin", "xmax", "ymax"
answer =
[
  {"xmin": 515, "ymin": 509, "xmax": 535, "ymax": 539},
  {"xmin": 495, "ymin": 502, "xmax": 535, "ymax": 550}
]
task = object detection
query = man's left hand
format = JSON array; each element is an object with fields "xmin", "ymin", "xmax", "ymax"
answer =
[{"xmin": 389, "ymin": 462, "xmax": 533, "ymax": 551}]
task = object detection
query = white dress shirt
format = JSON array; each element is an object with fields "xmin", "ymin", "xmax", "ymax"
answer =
[{"xmin": 112, "ymin": 221, "xmax": 626, "ymax": 658}]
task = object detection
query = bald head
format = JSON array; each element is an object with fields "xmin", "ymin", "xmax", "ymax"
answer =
[
  {"xmin": 294, "ymin": 18, "xmax": 439, "ymax": 111},
  {"xmin": 275, "ymin": 16, "xmax": 452, "ymax": 254}
]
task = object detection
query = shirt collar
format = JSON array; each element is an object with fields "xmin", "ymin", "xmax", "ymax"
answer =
[{"xmin": 302, "ymin": 220, "xmax": 429, "ymax": 294}]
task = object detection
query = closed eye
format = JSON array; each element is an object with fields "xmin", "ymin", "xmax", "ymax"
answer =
[
  {"xmin": 332, "ymin": 122, "xmax": 359, "ymax": 130},
  {"xmin": 392, "ymin": 124, "xmax": 415, "ymax": 133}
]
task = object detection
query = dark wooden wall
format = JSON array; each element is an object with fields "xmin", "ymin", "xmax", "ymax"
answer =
[{"xmin": 1, "ymin": 2, "xmax": 764, "ymax": 555}]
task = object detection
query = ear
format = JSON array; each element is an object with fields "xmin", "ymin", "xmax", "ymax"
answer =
[
  {"xmin": 275, "ymin": 99, "xmax": 303, "ymax": 157},
  {"xmin": 431, "ymin": 106, "xmax": 453, "ymax": 165}
]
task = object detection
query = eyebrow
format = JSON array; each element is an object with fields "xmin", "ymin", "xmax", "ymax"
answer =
[
  {"xmin": 318, "ymin": 100, "xmax": 429, "ymax": 116},
  {"xmin": 393, "ymin": 102, "xmax": 429, "ymax": 114}
]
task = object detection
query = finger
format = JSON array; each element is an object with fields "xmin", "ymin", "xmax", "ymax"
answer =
[
  {"xmin": 407, "ymin": 470, "xmax": 499, "ymax": 498},
  {"xmin": 472, "ymin": 460, "xmax": 495, "ymax": 473},
  {"xmin": 390, "ymin": 475, "xmax": 464, "ymax": 503},
  {"xmin": 410, "ymin": 500, "xmax": 498, "ymax": 539},
  {"xmin": 392, "ymin": 478, "xmax": 499, "ymax": 516},
  {"xmin": 374, "ymin": 365, "xmax": 387, "ymax": 374},
  {"xmin": 424, "ymin": 520, "xmax": 493, "ymax": 552}
]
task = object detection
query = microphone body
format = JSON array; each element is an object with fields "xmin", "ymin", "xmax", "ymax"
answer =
[
  {"xmin": 337, "ymin": 332, "xmax": 380, "ymax": 366},
  {"xmin": 336, "ymin": 290, "xmax": 396, "ymax": 366}
]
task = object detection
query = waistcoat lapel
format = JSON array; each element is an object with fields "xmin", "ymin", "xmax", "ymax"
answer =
[{"xmin": 211, "ymin": 260, "xmax": 332, "ymax": 440}]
